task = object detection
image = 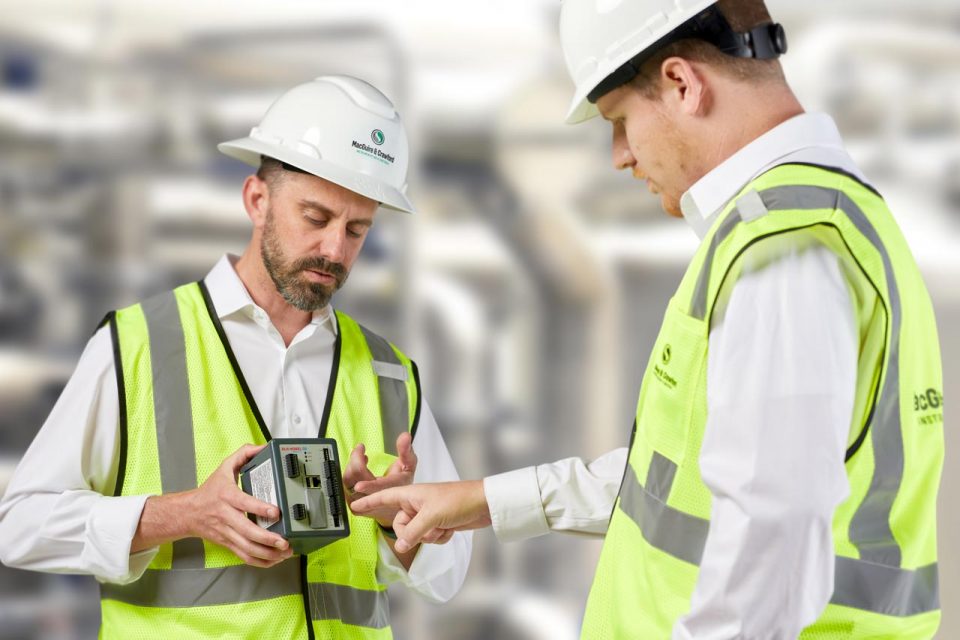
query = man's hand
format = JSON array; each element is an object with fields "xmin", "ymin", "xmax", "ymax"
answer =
[
  {"xmin": 350, "ymin": 481, "xmax": 492, "ymax": 553},
  {"xmin": 343, "ymin": 432, "xmax": 417, "ymax": 527},
  {"xmin": 133, "ymin": 444, "xmax": 293, "ymax": 568}
]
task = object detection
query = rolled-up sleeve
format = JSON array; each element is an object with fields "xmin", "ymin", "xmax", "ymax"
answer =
[{"xmin": 0, "ymin": 327, "xmax": 158, "ymax": 583}]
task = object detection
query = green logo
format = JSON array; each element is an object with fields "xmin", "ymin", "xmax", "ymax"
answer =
[
  {"xmin": 371, "ymin": 129, "xmax": 385, "ymax": 145},
  {"xmin": 662, "ymin": 344, "xmax": 672, "ymax": 365}
]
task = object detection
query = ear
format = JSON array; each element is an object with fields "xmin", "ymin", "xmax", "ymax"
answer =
[
  {"xmin": 659, "ymin": 57, "xmax": 708, "ymax": 118},
  {"xmin": 242, "ymin": 174, "xmax": 270, "ymax": 229}
]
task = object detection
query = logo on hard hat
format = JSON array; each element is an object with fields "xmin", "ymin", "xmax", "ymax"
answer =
[{"xmin": 371, "ymin": 129, "xmax": 385, "ymax": 145}]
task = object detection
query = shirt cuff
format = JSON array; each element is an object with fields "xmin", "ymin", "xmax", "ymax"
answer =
[
  {"xmin": 85, "ymin": 494, "xmax": 158, "ymax": 584},
  {"xmin": 483, "ymin": 467, "xmax": 549, "ymax": 543}
]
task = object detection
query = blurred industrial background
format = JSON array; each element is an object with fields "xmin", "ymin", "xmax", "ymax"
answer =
[{"xmin": 0, "ymin": 0, "xmax": 957, "ymax": 638}]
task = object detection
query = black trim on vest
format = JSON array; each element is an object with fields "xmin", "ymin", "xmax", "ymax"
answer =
[
  {"xmin": 96, "ymin": 312, "xmax": 112, "ymax": 333},
  {"xmin": 104, "ymin": 311, "xmax": 129, "ymax": 497},
  {"xmin": 609, "ymin": 419, "xmax": 638, "ymax": 527},
  {"xmin": 300, "ymin": 554, "xmax": 316, "ymax": 640},
  {"xmin": 317, "ymin": 323, "xmax": 343, "ymax": 439},
  {"xmin": 410, "ymin": 360, "xmax": 423, "ymax": 441},
  {"xmin": 197, "ymin": 280, "xmax": 273, "ymax": 442},
  {"xmin": 781, "ymin": 162, "xmax": 884, "ymax": 200},
  {"xmin": 705, "ymin": 222, "xmax": 888, "ymax": 463}
]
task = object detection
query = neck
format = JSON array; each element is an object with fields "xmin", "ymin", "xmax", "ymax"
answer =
[
  {"xmin": 699, "ymin": 81, "xmax": 805, "ymax": 177},
  {"xmin": 234, "ymin": 241, "xmax": 313, "ymax": 347}
]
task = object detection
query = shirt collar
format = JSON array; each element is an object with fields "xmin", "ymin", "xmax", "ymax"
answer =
[
  {"xmin": 202, "ymin": 254, "xmax": 337, "ymax": 335},
  {"xmin": 679, "ymin": 112, "xmax": 857, "ymax": 239}
]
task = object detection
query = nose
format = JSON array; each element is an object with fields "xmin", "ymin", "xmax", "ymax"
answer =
[
  {"xmin": 611, "ymin": 121, "xmax": 635, "ymax": 172},
  {"xmin": 320, "ymin": 224, "xmax": 348, "ymax": 264}
]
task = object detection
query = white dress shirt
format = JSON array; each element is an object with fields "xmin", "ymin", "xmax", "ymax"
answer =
[
  {"xmin": 0, "ymin": 255, "xmax": 471, "ymax": 603},
  {"xmin": 484, "ymin": 113, "xmax": 861, "ymax": 638}
]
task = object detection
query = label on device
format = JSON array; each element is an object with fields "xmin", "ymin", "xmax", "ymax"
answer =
[{"xmin": 249, "ymin": 458, "xmax": 280, "ymax": 529}]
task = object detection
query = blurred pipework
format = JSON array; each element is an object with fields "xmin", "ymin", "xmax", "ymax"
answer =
[{"xmin": 0, "ymin": 1, "xmax": 958, "ymax": 638}]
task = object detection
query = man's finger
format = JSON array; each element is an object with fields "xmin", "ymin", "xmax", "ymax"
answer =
[
  {"xmin": 393, "ymin": 509, "xmax": 440, "ymax": 554},
  {"xmin": 228, "ymin": 510, "xmax": 289, "ymax": 551},
  {"xmin": 351, "ymin": 475, "xmax": 408, "ymax": 495},
  {"xmin": 223, "ymin": 523, "xmax": 289, "ymax": 565},
  {"xmin": 343, "ymin": 444, "xmax": 376, "ymax": 488},
  {"xmin": 421, "ymin": 528, "xmax": 454, "ymax": 545},
  {"xmin": 350, "ymin": 487, "xmax": 403, "ymax": 515},
  {"xmin": 227, "ymin": 486, "xmax": 280, "ymax": 521},
  {"xmin": 229, "ymin": 443, "xmax": 267, "ymax": 473},
  {"xmin": 395, "ymin": 432, "xmax": 417, "ymax": 473},
  {"xmin": 421, "ymin": 527, "xmax": 446, "ymax": 544}
]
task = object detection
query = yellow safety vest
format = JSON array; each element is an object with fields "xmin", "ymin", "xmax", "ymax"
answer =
[
  {"xmin": 99, "ymin": 281, "xmax": 421, "ymax": 640},
  {"xmin": 582, "ymin": 164, "xmax": 944, "ymax": 639}
]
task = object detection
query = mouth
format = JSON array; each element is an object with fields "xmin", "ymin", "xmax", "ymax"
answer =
[
  {"xmin": 632, "ymin": 169, "xmax": 657, "ymax": 193},
  {"xmin": 304, "ymin": 269, "xmax": 336, "ymax": 285}
]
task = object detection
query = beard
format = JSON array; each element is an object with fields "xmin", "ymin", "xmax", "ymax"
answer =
[{"xmin": 260, "ymin": 209, "xmax": 349, "ymax": 311}]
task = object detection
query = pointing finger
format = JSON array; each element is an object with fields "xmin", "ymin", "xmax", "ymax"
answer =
[{"xmin": 395, "ymin": 433, "xmax": 417, "ymax": 473}]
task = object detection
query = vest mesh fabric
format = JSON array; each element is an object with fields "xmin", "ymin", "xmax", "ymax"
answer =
[{"xmin": 582, "ymin": 164, "xmax": 943, "ymax": 639}]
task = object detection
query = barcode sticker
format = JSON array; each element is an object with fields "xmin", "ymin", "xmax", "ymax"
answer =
[{"xmin": 249, "ymin": 459, "xmax": 280, "ymax": 529}]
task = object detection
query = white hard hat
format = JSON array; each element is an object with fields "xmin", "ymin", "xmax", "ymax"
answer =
[
  {"xmin": 219, "ymin": 75, "xmax": 415, "ymax": 214},
  {"xmin": 560, "ymin": 0, "xmax": 787, "ymax": 124}
]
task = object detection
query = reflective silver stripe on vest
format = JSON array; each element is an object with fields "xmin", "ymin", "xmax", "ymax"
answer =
[
  {"xmin": 141, "ymin": 291, "xmax": 205, "ymax": 569},
  {"xmin": 664, "ymin": 176, "xmax": 935, "ymax": 614},
  {"xmin": 100, "ymin": 557, "xmax": 301, "ymax": 607},
  {"xmin": 690, "ymin": 208, "xmax": 742, "ymax": 320},
  {"xmin": 357, "ymin": 324, "xmax": 409, "ymax": 454},
  {"xmin": 832, "ymin": 557, "xmax": 939, "ymax": 616},
  {"xmin": 618, "ymin": 455, "xmax": 709, "ymax": 566},
  {"xmin": 687, "ymin": 183, "xmax": 905, "ymax": 567},
  {"xmin": 758, "ymin": 185, "xmax": 904, "ymax": 567},
  {"xmin": 619, "ymin": 452, "xmax": 940, "ymax": 615},
  {"xmin": 308, "ymin": 582, "xmax": 390, "ymax": 629}
]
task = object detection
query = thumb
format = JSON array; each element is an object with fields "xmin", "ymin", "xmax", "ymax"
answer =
[
  {"xmin": 395, "ymin": 432, "xmax": 417, "ymax": 473},
  {"xmin": 230, "ymin": 443, "xmax": 266, "ymax": 472}
]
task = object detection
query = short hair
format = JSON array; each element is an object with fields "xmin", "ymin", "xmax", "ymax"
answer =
[
  {"xmin": 256, "ymin": 156, "xmax": 286, "ymax": 191},
  {"xmin": 630, "ymin": 0, "xmax": 786, "ymax": 98}
]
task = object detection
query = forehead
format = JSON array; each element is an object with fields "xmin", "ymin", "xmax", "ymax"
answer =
[
  {"xmin": 596, "ymin": 83, "xmax": 665, "ymax": 124},
  {"xmin": 276, "ymin": 171, "xmax": 379, "ymax": 217},
  {"xmin": 595, "ymin": 84, "xmax": 635, "ymax": 119}
]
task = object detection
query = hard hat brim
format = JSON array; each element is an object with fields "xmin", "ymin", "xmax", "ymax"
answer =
[
  {"xmin": 565, "ymin": 93, "xmax": 601, "ymax": 125},
  {"xmin": 218, "ymin": 137, "xmax": 416, "ymax": 215}
]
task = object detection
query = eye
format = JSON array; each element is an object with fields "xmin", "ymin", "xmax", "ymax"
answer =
[
  {"xmin": 304, "ymin": 214, "xmax": 327, "ymax": 227},
  {"xmin": 347, "ymin": 226, "xmax": 366, "ymax": 239}
]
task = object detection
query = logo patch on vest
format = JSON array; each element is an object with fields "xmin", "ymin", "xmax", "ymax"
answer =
[
  {"xmin": 914, "ymin": 388, "xmax": 943, "ymax": 425},
  {"xmin": 653, "ymin": 364, "xmax": 677, "ymax": 390},
  {"xmin": 653, "ymin": 343, "xmax": 678, "ymax": 389}
]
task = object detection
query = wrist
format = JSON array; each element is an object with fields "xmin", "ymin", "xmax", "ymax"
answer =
[
  {"xmin": 470, "ymin": 479, "xmax": 491, "ymax": 520},
  {"xmin": 139, "ymin": 491, "xmax": 196, "ymax": 546}
]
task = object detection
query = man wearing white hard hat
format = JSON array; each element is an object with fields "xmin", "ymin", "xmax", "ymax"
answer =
[
  {"xmin": 0, "ymin": 76, "xmax": 472, "ymax": 639},
  {"xmin": 352, "ymin": 1, "xmax": 944, "ymax": 638}
]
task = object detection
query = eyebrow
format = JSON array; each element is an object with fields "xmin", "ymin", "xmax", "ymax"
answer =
[{"xmin": 299, "ymin": 199, "xmax": 374, "ymax": 227}]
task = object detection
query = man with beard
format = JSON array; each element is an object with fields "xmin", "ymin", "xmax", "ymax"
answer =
[
  {"xmin": 0, "ymin": 76, "xmax": 471, "ymax": 639},
  {"xmin": 352, "ymin": 1, "xmax": 945, "ymax": 638}
]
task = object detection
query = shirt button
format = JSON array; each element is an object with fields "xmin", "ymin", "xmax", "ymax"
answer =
[{"xmin": 293, "ymin": 415, "xmax": 302, "ymax": 425}]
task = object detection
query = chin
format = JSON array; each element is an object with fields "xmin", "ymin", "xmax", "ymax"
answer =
[{"xmin": 662, "ymin": 195, "xmax": 684, "ymax": 218}]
